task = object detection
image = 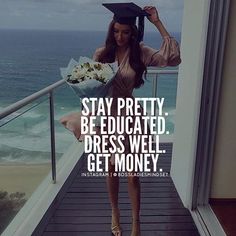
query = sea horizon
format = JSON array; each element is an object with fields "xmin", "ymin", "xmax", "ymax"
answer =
[{"xmin": 0, "ymin": 27, "xmax": 181, "ymax": 34}]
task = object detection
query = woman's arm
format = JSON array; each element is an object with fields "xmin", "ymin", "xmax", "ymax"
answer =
[
  {"xmin": 143, "ymin": 6, "xmax": 170, "ymax": 38},
  {"xmin": 140, "ymin": 5, "xmax": 181, "ymax": 67}
]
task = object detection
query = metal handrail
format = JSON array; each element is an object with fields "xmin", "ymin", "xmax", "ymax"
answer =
[
  {"xmin": 0, "ymin": 79, "xmax": 65, "ymax": 120},
  {"xmin": 0, "ymin": 79, "xmax": 65, "ymax": 184},
  {"xmin": 0, "ymin": 70, "xmax": 178, "ymax": 120},
  {"xmin": 148, "ymin": 68, "xmax": 178, "ymax": 75},
  {"xmin": 0, "ymin": 69, "xmax": 178, "ymax": 183}
]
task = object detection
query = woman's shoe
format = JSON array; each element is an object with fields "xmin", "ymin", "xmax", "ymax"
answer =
[
  {"xmin": 130, "ymin": 219, "xmax": 141, "ymax": 236},
  {"xmin": 111, "ymin": 208, "xmax": 122, "ymax": 236},
  {"xmin": 111, "ymin": 225, "xmax": 122, "ymax": 236}
]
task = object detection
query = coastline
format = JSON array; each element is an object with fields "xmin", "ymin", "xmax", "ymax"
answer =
[{"xmin": 0, "ymin": 163, "xmax": 51, "ymax": 199}]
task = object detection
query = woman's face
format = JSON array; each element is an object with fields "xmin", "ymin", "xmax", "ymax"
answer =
[{"xmin": 113, "ymin": 22, "xmax": 132, "ymax": 48}]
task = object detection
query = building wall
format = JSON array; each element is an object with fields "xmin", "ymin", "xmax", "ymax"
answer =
[
  {"xmin": 171, "ymin": 0, "xmax": 211, "ymax": 207},
  {"xmin": 210, "ymin": 1, "xmax": 236, "ymax": 198}
]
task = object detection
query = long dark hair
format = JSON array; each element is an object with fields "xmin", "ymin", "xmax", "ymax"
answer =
[{"xmin": 97, "ymin": 20, "xmax": 146, "ymax": 88}]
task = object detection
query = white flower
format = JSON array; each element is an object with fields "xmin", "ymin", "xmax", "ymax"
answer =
[{"xmin": 67, "ymin": 61, "xmax": 114, "ymax": 84}]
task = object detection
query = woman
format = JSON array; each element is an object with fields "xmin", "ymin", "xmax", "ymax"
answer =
[
  {"xmin": 92, "ymin": 4, "xmax": 181, "ymax": 236},
  {"xmin": 61, "ymin": 3, "xmax": 181, "ymax": 236}
]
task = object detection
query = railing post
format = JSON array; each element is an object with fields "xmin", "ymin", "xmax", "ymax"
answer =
[
  {"xmin": 49, "ymin": 91, "xmax": 56, "ymax": 184},
  {"xmin": 152, "ymin": 73, "xmax": 158, "ymax": 116}
]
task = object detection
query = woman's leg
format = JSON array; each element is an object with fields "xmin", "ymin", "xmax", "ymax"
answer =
[
  {"xmin": 128, "ymin": 176, "xmax": 141, "ymax": 236},
  {"xmin": 107, "ymin": 160, "xmax": 121, "ymax": 235}
]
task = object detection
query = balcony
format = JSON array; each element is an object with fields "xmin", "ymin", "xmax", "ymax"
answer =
[{"xmin": 0, "ymin": 69, "xmax": 200, "ymax": 236}]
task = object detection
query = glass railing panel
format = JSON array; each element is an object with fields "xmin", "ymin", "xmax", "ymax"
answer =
[
  {"xmin": 133, "ymin": 73, "xmax": 155, "ymax": 98},
  {"xmin": 0, "ymin": 99, "xmax": 52, "ymax": 234},
  {"xmin": 156, "ymin": 72, "xmax": 178, "ymax": 135},
  {"xmin": 53, "ymin": 83, "xmax": 82, "ymax": 162},
  {"xmin": 133, "ymin": 69, "xmax": 178, "ymax": 135}
]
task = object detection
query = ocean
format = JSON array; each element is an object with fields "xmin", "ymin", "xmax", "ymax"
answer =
[{"xmin": 0, "ymin": 29, "xmax": 180, "ymax": 164}]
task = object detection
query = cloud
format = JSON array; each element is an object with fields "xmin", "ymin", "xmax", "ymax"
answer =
[{"xmin": 0, "ymin": 0, "xmax": 183, "ymax": 32}]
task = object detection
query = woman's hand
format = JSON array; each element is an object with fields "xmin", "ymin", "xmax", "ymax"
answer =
[
  {"xmin": 144, "ymin": 6, "xmax": 170, "ymax": 38},
  {"xmin": 143, "ymin": 6, "xmax": 160, "ymax": 24}
]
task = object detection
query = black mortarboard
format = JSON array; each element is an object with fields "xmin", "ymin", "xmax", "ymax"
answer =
[{"xmin": 102, "ymin": 2, "xmax": 150, "ymax": 42}]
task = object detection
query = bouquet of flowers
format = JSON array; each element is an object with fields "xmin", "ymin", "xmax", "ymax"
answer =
[{"xmin": 60, "ymin": 57, "xmax": 118, "ymax": 98}]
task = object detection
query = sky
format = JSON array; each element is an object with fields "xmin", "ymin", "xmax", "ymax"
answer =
[{"xmin": 0, "ymin": 0, "xmax": 184, "ymax": 32}]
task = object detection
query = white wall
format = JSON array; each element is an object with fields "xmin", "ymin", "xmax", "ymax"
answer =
[
  {"xmin": 210, "ymin": 0, "xmax": 236, "ymax": 198},
  {"xmin": 171, "ymin": 0, "xmax": 211, "ymax": 207}
]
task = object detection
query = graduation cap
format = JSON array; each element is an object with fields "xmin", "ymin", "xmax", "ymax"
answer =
[{"xmin": 102, "ymin": 2, "xmax": 150, "ymax": 42}]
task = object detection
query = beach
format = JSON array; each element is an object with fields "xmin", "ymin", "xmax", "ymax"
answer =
[{"xmin": 0, "ymin": 163, "xmax": 51, "ymax": 198}]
